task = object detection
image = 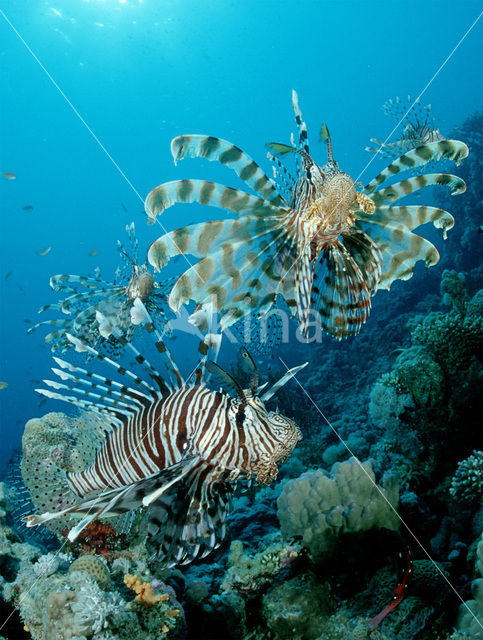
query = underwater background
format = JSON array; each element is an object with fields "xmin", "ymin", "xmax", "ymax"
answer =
[{"xmin": 0, "ymin": 1, "xmax": 482, "ymax": 639}]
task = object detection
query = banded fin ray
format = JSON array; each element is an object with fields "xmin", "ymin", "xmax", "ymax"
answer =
[
  {"xmin": 292, "ymin": 89, "xmax": 309, "ymax": 154},
  {"xmin": 60, "ymin": 288, "xmax": 124, "ymax": 316},
  {"xmin": 310, "ymin": 243, "xmax": 372, "ymax": 339},
  {"xmin": 145, "ymin": 179, "xmax": 285, "ymax": 225},
  {"xmin": 148, "ymin": 215, "xmax": 283, "ymax": 272},
  {"xmin": 356, "ymin": 205, "xmax": 455, "ymax": 239},
  {"xmin": 121, "ymin": 298, "xmax": 183, "ymax": 390},
  {"xmin": 364, "ymin": 139, "xmax": 469, "ymax": 193},
  {"xmin": 146, "ymin": 463, "xmax": 234, "ymax": 566},
  {"xmin": 171, "ymin": 135, "xmax": 284, "ymax": 205},
  {"xmin": 50, "ymin": 357, "xmax": 153, "ymax": 405},
  {"xmin": 167, "ymin": 228, "xmax": 298, "ymax": 327},
  {"xmin": 50, "ymin": 274, "xmax": 111, "ymax": 292},
  {"xmin": 65, "ymin": 333, "xmax": 159, "ymax": 394},
  {"xmin": 355, "ymin": 219, "xmax": 441, "ymax": 289},
  {"xmin": 367, "ymin": 173, "xmax": 466, "ymax": 207}
]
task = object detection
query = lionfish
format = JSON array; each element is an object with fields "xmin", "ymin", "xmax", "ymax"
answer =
[
  {"xmin": 28, "ymin": 223, "xmax": 173, "ymax": 357},
  {"xmin": 25, "ymin": 299, "xmax": 304, "ymax": 566},
  {"xmin": 366, "ymin": 96, "xmax": 445, "ymax": 159},
  {"xmin": 144, "ymin": 91, "xmax": 468, "ymax": 339}
]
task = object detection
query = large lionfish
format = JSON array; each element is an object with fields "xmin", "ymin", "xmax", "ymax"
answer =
[
  {"xmin": 28, "ymin": 223, "xmax": 173, "ymax": 357},
  {"xmin": 25, "ymin": 299, "xmax": 304, "ymax": 566},
  {"xmin": 366, "ymin": 95, "xmax": 445, "ymax": 159},
  {"xmin": 144, "ymin": 91, "xmax": 468, "ymax": 339}
]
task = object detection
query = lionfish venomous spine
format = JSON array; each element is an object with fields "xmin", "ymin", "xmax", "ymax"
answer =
[
  {"xmin": 144, "ymin": 91, "xmax": 468, "ymax": 339},
  {"xmin": 25, "ymin": 298, "xmax": 304, "ymax": 566}
]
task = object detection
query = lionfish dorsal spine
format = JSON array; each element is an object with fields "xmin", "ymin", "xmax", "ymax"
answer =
[
  {"xmin": 51, "ymin": 357, "xmax": 153, "ymax": 405},
  {"xmin": 65, "ymin": 332, "xmax": 159, "ymax": 394},
  {"xmin": 292, "ymin": 89, "xmax": 309, "ymax": 155}
]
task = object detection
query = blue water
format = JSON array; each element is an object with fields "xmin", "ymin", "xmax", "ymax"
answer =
[{"xmin": 0, "ymin": 0, "xmax": 482, "ymax": 473}]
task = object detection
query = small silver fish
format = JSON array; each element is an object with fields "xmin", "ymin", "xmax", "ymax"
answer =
[
  {"xmin": 23, "ymin": 205, "xmax": 34, "ymax": 211},
  {"xmin": 37, "ymin": 247, "xmax": 51, "ymax": 256},
  {"xmin": 0, "ymin": 382, "xmax": 8, "ymax": 390},
  {"xmin": 2, "ymin": 172, "xmax": 16, "ymax": 180}
]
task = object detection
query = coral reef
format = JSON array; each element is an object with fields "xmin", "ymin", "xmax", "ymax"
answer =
[
  {"xmin": 370, "ymin": 270, "xmax": 482, "ymax": 489},
  {"xmin": 221, "ymin": 535, "xmax": 301, "ymax": 596},
  {"xmin": 277, "ymin": 458, "xmax": 399, "ymax": 562},
  {"xmin": 261, "ymin": 573, "xmax": 334, "ymax": 639},
  {"xmin": 453, "ymin": 532, "xmax": 483, "ymax": 639},
  {"xmin": 0, "ymin": 481, "xmax": 184, "ymax": 640}
]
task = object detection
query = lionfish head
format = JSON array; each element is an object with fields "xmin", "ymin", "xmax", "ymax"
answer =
[
  {"xmin": 266, "ymin": 411, "xmax": 302, "ymax": 459},
  {"xmin": 128, "ymin": 264, "xmax": 155, "ymax": 300}
]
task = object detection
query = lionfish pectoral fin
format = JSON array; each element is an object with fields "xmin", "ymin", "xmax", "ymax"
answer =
[
  {"xmin": 25, "ymin": 460, "xmax": 204, "ymax": 541},
  {"xmin": 141, "ymin": 456, "xmax": 203, "ymax": 507},
  {"xmin": 145, "ymin": 461, "xmax": 235, "ymax": 566},
  {"xmin": 310, "ymin": 240, "xmax": 375, "ymax": 339}
]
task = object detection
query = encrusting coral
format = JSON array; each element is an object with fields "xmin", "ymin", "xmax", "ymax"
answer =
[{"xmin": 277, "ymin": 457, "xmax": 399, "ymax": 562}]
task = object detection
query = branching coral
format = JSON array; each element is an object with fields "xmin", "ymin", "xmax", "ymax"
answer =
[
  {"xmin": 450, "ymin": 451, "xmax": 483, "ymax": 505},
  {"xmin": 124, "ymin": 573, "xmax": 170, "ymax": 605}
]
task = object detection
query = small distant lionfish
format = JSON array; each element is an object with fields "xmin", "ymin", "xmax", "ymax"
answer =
[
  {"xmin": 144, "ymin": 91, "xmax": 468, "ymax": 339},
  {"xmin": 28, "ymin": 223, "xmax": 173, "ymax": 357},
  {"xmin": 25, "ymin": 300, "xmax": 305, "ymax": 566},
  {"xmin": 366, "ymin": 96, "xmax": 445, "ymax": 159}
]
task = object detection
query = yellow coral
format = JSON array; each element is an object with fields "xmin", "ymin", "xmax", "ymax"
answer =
[{"xmin": 123, "ymin": 573, "xmax": 169, "ymax": 605}]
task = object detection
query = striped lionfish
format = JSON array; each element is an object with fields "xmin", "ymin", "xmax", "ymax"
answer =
[
  {"xmin": 25, "ymin": 300, "xmax": 305, "ymax": 566},
  {"xmin": 366, "ymin": 96, "xmax": 445, "ymax": 159},
  {"xmin": 28, "ymin": 223, "xmax": 173, "ymax": 357},
  {"xmin": 144, "ymin": 91, "xmax": 468, "ymax": 339}
]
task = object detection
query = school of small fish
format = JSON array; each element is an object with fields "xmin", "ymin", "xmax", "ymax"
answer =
[{"xmin": 21, "ymin": 92, "xmax": 468, "ymax": 582}]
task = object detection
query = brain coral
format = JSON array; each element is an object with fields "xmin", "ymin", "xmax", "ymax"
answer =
[
  {"xmin": 68, "ymin": 554, "xmax": 111, "ymax": 590},
  {"xmin": 277, "ymin": 458, "xmax": 399, "ymax": 562}
]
